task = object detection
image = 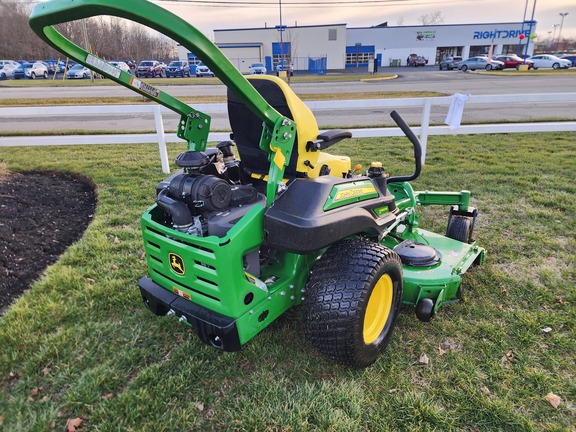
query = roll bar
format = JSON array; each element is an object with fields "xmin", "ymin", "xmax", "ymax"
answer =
[{"xmin": 29, "ymin": 0, "xmax": 295, "ymax": 204}]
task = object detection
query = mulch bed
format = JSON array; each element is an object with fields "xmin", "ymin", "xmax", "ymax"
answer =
[{"xmin": 0, "ymin": 171, "xmax": 97, "ymax": 314}]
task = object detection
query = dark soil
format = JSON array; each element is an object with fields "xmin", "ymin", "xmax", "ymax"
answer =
[{"xmin": 0, "ymin": 171, "xmax": 97, "ymax": 314}]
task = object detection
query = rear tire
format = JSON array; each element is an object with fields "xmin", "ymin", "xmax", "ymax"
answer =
[
  {"xmin": 485, "ymin": 64, "xmax": 492, "ymax": 71},
  {"xmin": 43, "ymin": 71, "xmax": 48, "ymax": 79},
  {"xmin": 446, "ymin": 216, "xmax": 471, "ymax": 243},
  {"xmin": 303, "ymin": 239, "xmax": 403, "ymax": 368}
]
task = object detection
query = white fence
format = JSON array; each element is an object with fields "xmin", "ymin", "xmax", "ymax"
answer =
[{"xmin": 1, "ymin": 93, "xmax": 575, "ymax": 173}]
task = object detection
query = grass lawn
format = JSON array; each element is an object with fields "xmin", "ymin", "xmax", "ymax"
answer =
[{"xmin": 0, "ymin": 132, "xmax": 575, "ymax": 431}]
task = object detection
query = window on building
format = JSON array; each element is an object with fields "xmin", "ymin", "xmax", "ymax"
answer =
[
  {"xmin": 272, "ymin": 42, "xmax": 291, "ymax": 70},
  {"xmin": 187, "ymin": 54, "xmax": 201, "ymax": 66},
  {"xmin": 346, "ymin": 52, "xmax": 374, "ymax": 65},
  {"xmin": 502, "ymin": 44, "xmax": 522, "ymax": 55},
  {"xmin": 469, "ymin": 45, "xmax": 491, "ymax": 57},
  {"xmin": 328, "ymin": 29, "xmax": 337, "ymax": 41},
  {"xmin": 435, "ymin": 46, "xmax": 463, "ymax": 63}
]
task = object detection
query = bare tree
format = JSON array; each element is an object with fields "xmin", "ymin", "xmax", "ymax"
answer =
[
  {"xmin": 0, "ymin": 0, "xmax": 177, "ymax": 62},
  {"xmin": 418, "ymin": 11, "xmax": 445, "ymax": 26}
]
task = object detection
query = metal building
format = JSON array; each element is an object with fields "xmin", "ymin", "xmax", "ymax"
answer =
[{"xmin": 178, "ymin": 21, "xmax": 537, "ymax": 72}]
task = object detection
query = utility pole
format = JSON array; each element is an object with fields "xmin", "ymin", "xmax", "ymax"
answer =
[{"xmin": 557, "ymin": 12, "xmax": 569, "ymax": 52}]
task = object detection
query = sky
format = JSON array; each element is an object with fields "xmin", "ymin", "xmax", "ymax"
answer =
[{"xmin": 152, "ymin": 0, "xmax": 575, "ymax": 41}]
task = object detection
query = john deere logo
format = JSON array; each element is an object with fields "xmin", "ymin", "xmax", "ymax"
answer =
[{"xmin": 169, "ymin": 253, "xmax": 185, "ymax": 275}]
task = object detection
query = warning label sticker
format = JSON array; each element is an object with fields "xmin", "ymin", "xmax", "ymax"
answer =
[
  {"xmin": 129, "ymin": 77, "xmax": 160, "ymax": 99},
  {"xmin": 85, "ymin": 54, "xmax": 121, "ymax": 79}
]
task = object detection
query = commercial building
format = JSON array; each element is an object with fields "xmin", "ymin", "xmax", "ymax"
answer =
[
  {"xmin": 177, "ymin": 21, "xmax": 537, "ymax": 72},
  {"xmin": 347, "ymin": 22, "xmax": 537, "ymax": 68}
]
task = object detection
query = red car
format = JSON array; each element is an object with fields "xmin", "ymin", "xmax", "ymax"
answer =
[
  {"xmin": 407, "ymin": 54, "xmax": 427, "ymax": 67},
  {"xmin": 494, "ymin": 55, "xmax": 533, "ymax": 70},
  {"xmin": 136, "ymin": 60, "xmax": 163, "ymax": 78}
]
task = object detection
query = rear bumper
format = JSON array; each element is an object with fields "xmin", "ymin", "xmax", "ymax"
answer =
[{"xmin": 139, "ymin": 276, "xmax": 241, "ymax": 352}]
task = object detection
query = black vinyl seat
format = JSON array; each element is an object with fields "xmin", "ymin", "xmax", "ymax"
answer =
[{"xmin": 227, "ymin": 75, "xmax": 351, "ymax": 179}]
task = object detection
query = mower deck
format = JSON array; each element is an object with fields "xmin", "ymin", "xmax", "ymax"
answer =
[{"xmin": 382, "ymin": 228, "xmax": 485, "ymax": 311}]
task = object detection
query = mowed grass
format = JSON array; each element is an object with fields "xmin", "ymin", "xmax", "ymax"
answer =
[{"xmin": 0, "ymin": 132, "xmax": 575, "ymax": 431}]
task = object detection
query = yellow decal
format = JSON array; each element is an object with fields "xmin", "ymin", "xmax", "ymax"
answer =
[
  {"xmin": 273, "ymin": 148, "xmax": 286, "ymax": 169},
  {"xmin": 169, "ymin": 253, "xmax": 185, "ymax": 275},
  {"xmin": 334, "ymin": 187, "xmax": 377, "ymax": 201},
  {"xmin": 245, "ymin": 272, "xmax": 268, "ymax": 292},
  {"xmin": 172, "ymin": 287, "xmax": 191, "ymax": 300}
]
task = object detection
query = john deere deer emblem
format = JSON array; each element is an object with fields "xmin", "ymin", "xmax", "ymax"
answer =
[{"xmin": 169, "ymin": 253, "xmax": 185, "ymax": 275}]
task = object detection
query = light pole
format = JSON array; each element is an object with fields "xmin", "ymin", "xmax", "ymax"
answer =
[
  {"xmin": 278, "ymin": 0, "xmax": 283, "ymax": 70},
  {"xmin": 547, "ymin": 30, "xmax": 552, "ymax": 51},
  {"xmin": 552, "ymin": 24, "xmax": 559, "ymax": 52},
  {"xmin": 556, "ymin": 12, "xmax": 569, "ymax": 52}
]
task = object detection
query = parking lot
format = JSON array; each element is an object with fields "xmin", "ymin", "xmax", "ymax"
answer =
[{"xmin": 1, "ymin": 66, "xmax": 575, "ymax": 133}]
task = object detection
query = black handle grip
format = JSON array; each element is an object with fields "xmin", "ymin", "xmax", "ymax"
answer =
[{"xmin": 388, "ymin": 110, "xmax": 422, "ymax": 183}]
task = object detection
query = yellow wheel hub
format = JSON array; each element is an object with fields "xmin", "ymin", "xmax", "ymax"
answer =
[{"xmin": 363, "ymin": 274, "xmax": 393, "ymax": 344}]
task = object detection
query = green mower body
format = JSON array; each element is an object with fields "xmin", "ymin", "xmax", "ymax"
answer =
[{"xmin": 30, "ymin": 0, "xmax": 485, "ymax": 367}]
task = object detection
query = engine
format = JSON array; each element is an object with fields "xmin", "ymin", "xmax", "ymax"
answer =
[{"xmin": 155, "ymin": 142, "xmax": 264, "ymax": 238}]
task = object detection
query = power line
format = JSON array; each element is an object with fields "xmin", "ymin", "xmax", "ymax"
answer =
[{"xmin": 153, "ymin": 0, "xmax": 467, "ymax": 6}]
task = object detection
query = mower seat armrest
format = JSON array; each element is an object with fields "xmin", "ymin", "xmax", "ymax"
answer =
[{"xmin": 306, "ymin": 129, "xmax": 352, "ymax": 152}]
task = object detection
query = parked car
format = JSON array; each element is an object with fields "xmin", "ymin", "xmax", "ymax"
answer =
[
  {"xmin": 438, "ymin": 56, "xmax": 463, "ymax": 70},
  {"xmin": 0, "ymin": 60, "xmax": 18, "ymax": 69},
  {"xmin": 406, "ymin": 53, "xmax": 428, "ymax": 67},
  {"xmin": 13, "ymin": 61, "xmax": 49, "ymax": 79},
  {"xmin": 66, "ymin": 64, "xmax": 93, "ymax": 79},
  {"xmin": 165, "ymin": 60, "xmax": 190, "ymax": 77},
  {"xmin": 195, "ymin": 63, "xmax": 214, "ymax": 77},
  {"xmin": 54, "ymin": 61, "xmax": 68, "ymax": 72},
  {"xmin": 0, "ymin": 63, "xmax": 18, "ymax": 79},
  {"xmin": 108, "ymin": 61, "xmax": 131, "ymax": 73},
  {"xmin": 493, "ymin": 54, "xmax": 533, "ymax": 69},
  {"xmin": 528, "ymin": 54, "xmax": 571, "ymax": 70},
  {"xmin": 275, "ymin": 61, "xmax": 293, "ymax": 76},
  {"xmin": 408, "ymin": 56, "xmax": 427, "ymax": 67},
  {"xmin": 41, "ymin": 60, "xmax": 59, "ymax": 75},
  {"xmin": 136, "ymin": 60, "xmax": 163, "ymax": 78},
  {"xmin": 560, "ymin": 55, "xmax": 576, "ymax": 67},
  {"xmin": 249, "ymin": 62, "xmax": 267, "ymax": 75},
  {"xmin": 458, "ymin": 56, "xmax": 505, "ymax": 71}
]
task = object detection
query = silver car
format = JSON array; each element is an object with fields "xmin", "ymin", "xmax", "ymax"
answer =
[
  {"xmin": 66, "ymin": 64, "xmax": 93, "ymax": 79},
  {"xmin": 195, "ymin": 63, "xmax": 214, "ymax": 77},
  {"xmin": 459, "ymin": 56, "xmax": 505, "ymax": 71},
  {"xmin": 0, "ymin": 63, "xmax": 18, "ymax": 79}
]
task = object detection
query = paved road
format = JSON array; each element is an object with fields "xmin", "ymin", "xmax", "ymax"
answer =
[{"xmin": 2, "ymin": 67, "xmax": 575, "ymax": 132}]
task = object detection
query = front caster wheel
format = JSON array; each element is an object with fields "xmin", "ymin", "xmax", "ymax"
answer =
[
  {"xmin": 446, "ymin": 216, "xmax": 471, "ymax": 243},
  {"xmin": 416, "ymin": 298, "xmax": 435, "ymax": 322},
  {"xmin": 303, "ymin": 239, "xmax": 403, "ymax": 368}
]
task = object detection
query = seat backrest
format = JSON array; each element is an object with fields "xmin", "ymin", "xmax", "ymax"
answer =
[{"xmin": 227, "ymin": 76, "xmax": 321, "ymax": 178}]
